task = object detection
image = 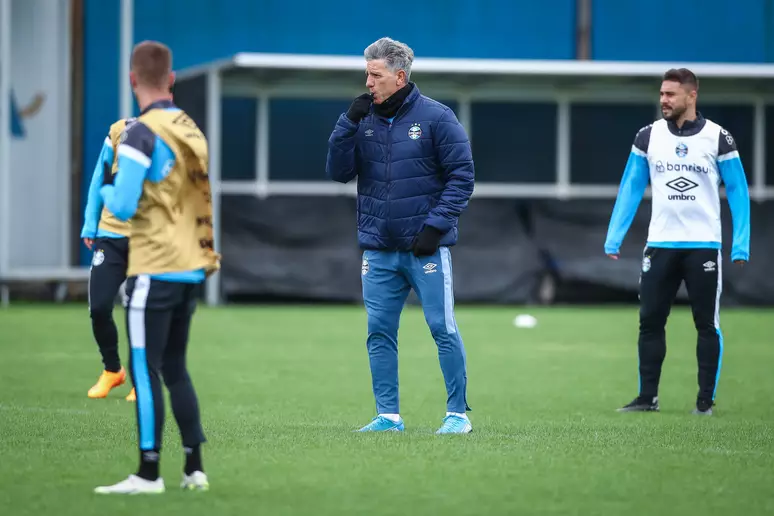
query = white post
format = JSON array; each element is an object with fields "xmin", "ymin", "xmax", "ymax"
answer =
[
  {"xmin": 119, "ymin": 0, "xmax": 133, "ymax": 119},
  {"xmin": 255, "ymin": 92, "xmax": 269, "ymax": 198},
  {"xmin": 556, "ymin": 96, "xmax": 571, "ymax": 199},
  {"xmin": 205, "ymin": 69, "xmax": 222, "ymax": 306},
  {"xmin": 752, "ymin": 97, "xmax": 766, "ymax": 203},
  {"xmin": 0, "ymin": 0, "xmax": 12, "ymax": 307}
]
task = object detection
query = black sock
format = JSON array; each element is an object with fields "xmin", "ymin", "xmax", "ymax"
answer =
[
  {"xmin": 137, "ymin": 449, "xmax": 160, "ymax": 481},
  {"xmin": 184, "ymin": 445, "xmax": 203, "ymax": 475}
]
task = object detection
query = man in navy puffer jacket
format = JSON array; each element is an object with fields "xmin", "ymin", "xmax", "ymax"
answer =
[{"xmin": 326, "ymin": 37, "xmax": 475, "ymax": 434}]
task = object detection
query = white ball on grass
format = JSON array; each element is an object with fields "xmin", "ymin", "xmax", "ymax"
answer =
[{"xmin": 512, "ymin": 314, "xmax": 538, "ymax": 328}]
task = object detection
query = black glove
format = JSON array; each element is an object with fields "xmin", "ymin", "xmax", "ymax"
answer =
[
  {"xmin": 102, "ymin": 161, "xmax": 115, "ymax": 186},
  {"xmin": 346, "ymin": 93, "xmax": 373, "ymax": 122},
  {"xmin": 411, "ymin": 225, "xmax": 443, "ymax": 257}
]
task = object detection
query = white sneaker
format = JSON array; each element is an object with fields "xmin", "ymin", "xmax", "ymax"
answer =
[
  {"xmin": 94, "ymin": 474, "xmax": 165, "ymax": 495},
  {"xmin": 181, "ymin": 471, "xmax": 209, "ymax": 491}
]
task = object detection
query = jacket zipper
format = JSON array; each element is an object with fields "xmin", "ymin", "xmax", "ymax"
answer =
[
  {"xmin": 385, "ymin": 103, "xmax": 411, "ymax": 249},
  {"xmin": 386, "ymin": 119, "xmax": 393, "ymax": 246}
]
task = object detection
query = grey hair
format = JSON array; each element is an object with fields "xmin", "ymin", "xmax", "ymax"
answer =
[{"xmin": 364, "ymin": 37, "xmax": 414, "ymax": 80}]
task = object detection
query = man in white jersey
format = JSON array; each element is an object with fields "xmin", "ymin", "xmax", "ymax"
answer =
[{"xmin": 604, "ymin": 68, "xmax": 750, "ymax": 416}]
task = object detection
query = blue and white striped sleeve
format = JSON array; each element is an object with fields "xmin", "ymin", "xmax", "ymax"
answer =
[
  {"xmin": 604, "ymin": 125, "xmax": 652, "ymax": 255},
  {"xmin": 80, "ymin": 136, "xmax": 113, "ymax": 238},
  {"xmin": 717, "ymin": 128, "xmax": 750, "ymax": 261},
  {"xmin": 100, "ymin": 122, "xmax": 156, "ymax": 221}
]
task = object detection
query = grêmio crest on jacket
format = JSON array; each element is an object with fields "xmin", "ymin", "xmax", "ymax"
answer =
[
  {"xmin": 357, "ymin": 120, "xmax": 435, "ymax": 144},
  {"xmin": 357, "ymin": 118, "xmax": 435, "ymax": 143}
]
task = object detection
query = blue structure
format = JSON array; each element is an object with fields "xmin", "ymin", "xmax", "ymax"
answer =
[{"xmin": 80, "ymin": 0, "xmax": 774, "ymax": 264}]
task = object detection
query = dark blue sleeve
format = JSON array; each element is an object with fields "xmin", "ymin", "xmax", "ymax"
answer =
[
  {"xmin": 717, "ymin": 128, "xmax": 750, "ymax": 261},
  {"xmin": 325, "ymin": 114, "xmax": 359, "ymax": 183},
  {"xmin": 604, "ymin": 127, "xmax": 652, "ymax": 254},
  {"xmin": 424, "ymin": 108, "xmax": 475, "ymax": 233},
  {"xmin": 101, "ymin": 122, "xmax": 156, "ymax": 221}
]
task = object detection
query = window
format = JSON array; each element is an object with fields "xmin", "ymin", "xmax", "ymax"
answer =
[
  {"xmin": 766, "ymin": 106, "xmax": 774, "ymax": 186},
  {"xmin": 570, "ymin": 103, "xmax": 655, "ymax": 184},
  {"xmin": 268, "ymin": 98, "xmax": 350, "ymax": 181},
  {"xmin": 221, "ymin": 97, "xmax": 257, "ymax": 180},
  {"xmin": 470, "ymin": 102, "xmax": 557, "ymax": 183},
  {"xmin": 171, "ymin": 76, "xmax": 207, "ymax": 130}
]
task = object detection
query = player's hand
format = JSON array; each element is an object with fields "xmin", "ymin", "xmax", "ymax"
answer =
[
  {"xmin": 733, "ymin": 259, "xmax": 747, "ymax": 267},
  {"xmin": 346, "ymin": 93, "xmax": 373, "ymax": 123},
  {"xmin": 411, "ymin": 225, "xmax": 443, "ymax": 257},
  {"xmin": 83, "ymin": 238, "xmax": 94, "ymax": 250},
  {"xmin": 607, "ymin": 253, "xmax": 619, "ymax": 260}
]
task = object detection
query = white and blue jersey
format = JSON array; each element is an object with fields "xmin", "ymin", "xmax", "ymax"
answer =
[{"xmin": 605, "ymin": 114, "xmax": 750, "ymax": 261}]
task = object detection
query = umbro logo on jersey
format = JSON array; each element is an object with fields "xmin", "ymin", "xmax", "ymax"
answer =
[
  {"xmin": 666, "ymin": 177, "xmax": 698, "ymax": 192},
  {"xmin": 666, "ymin": 176, "xmax": 699, "ymax": 200},
  {"xmin": 423, "ymin": 262, "xmax": 438, "ymax": 274}
]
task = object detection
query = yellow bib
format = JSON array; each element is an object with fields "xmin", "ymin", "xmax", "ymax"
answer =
[
  {"xmin": 126, "ymin": 108, "xmax": 220, "ymax": 278},
  {"xmin": 97, "ymin": 119, "xmax": 132, "ymax": 237}
]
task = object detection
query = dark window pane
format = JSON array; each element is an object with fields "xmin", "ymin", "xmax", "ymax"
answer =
[
  {"xmin": 699, "ymin": 105, "xmax": 753, "ymax": 184},
  {"xmin": 269, "ymin": 98, "xmax": 350, "ymax": 180},
  {"xmin": 221, "ymin": 97, "xmax": 256, "ymax": 180},
  {"xmin": 173, "ymin": 76, "xmax": 207, "ymax": 133},
  {"xmin": 766, "ymin": 106, "xmax": 774, "ymax": 186},
  {"xmin": 471, "ymin": 102, "xmax": 556, "ymax": 183},
  {"xmin": 571, "ymin": 103, "xmax": 655, "ymax": 184}
]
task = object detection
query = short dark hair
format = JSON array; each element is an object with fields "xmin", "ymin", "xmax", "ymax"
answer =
[
  {"xmin": 662, "ymin": 68, "xmax": 699, "ymax": 90},
  {"xmin": 131, "ymin": 40, "xmax": 172, "ymax": 88}
]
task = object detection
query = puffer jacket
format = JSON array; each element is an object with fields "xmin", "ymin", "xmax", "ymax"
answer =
[{"xmin": 325, "ymin": 84, "xmax": 475, "ymax": 250}]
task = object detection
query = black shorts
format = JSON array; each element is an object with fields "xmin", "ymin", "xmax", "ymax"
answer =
[
  {"xmin": 639, "ymin": 246, "xmax": 722, "ymax": 311},
  {"xmin": 88, "ymin": 237, "xmax": 129, "ymax": 314},
  {"xmin": 124, "ymin": 276, "xmax": 201, "ymax": 366}
]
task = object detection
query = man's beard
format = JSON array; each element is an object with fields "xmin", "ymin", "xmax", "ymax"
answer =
[{"xmin": 662, "ymin": 104, "xmax": 686, "ymax": 121}]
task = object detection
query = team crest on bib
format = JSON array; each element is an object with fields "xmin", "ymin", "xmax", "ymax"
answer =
[
  {"xmin": 642, "ymin": 256, "xmax": 651, "ymax": 272},
  {"xmin": 92, "ymin": 249, "xmax": 105, "ymax": 267},
  {"xmin": 675, "ymin": 142, "xmax": 688, "ymax": 158},
  {"xmin": 361, "ymin": 258, "xmax": 369, "ymax": 276},
  {"xmin": 408, "ymin": 123, "xmax": 422, "ymax": 140}
]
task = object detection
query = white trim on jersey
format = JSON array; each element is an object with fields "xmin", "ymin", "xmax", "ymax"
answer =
[
  {"xmin": 717, "ymin": 150, "xmax": 740, "ymax": 162},
  {"xmin": 118, "ymin": 144, "xmax": 152, "ymax": 168}
]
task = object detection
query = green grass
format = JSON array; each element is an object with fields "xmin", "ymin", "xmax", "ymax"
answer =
[{"xmin": 1, "ymin": 304, "xmax": 773, "ymax": 515}]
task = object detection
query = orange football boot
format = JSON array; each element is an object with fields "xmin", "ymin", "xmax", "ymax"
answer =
[
  {"xmin": 87, "ymin": 367, "xmax": 126, "ymax": 398},
  {"xmin": 125, "ymin": 388, "xmax": 136, "ymax": 402}
]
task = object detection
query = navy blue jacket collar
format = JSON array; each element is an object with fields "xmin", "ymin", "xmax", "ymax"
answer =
[
  {"xmin": 140, "ymin": 98, "xmax": 176, "ymax": 115},
  {"xmin": 370, "ymin": 83, "xmax": 421, "ymax": 121},
  {"xmin": 404, "ymin": 83, "xmax": 421, "ymax": 104},
  {"xmin": 666, "ymin": 112, "xmax": 705, "ymax": 137}
]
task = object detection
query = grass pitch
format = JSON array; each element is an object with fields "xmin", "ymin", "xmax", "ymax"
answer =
[{"xmin": 1, "ymin": 304, "xmax": 772, "ymax": 515}]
